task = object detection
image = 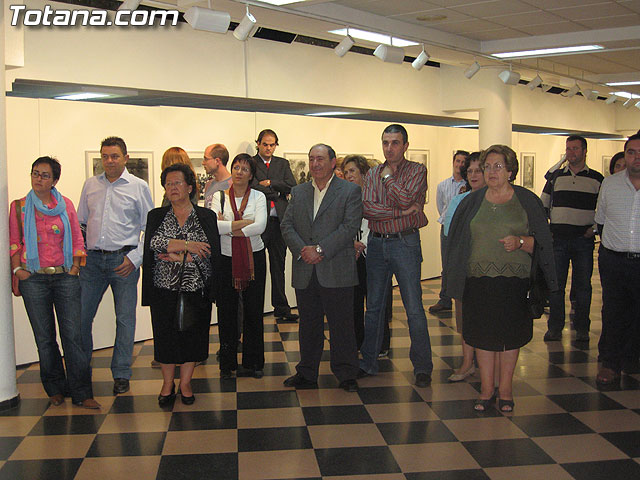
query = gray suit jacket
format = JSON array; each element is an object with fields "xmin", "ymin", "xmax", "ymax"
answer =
[
  {"xmin": 281, "ymin": 176, "xmax": 362, "ymax": 289},
  {"xmin": 250, "ymin": 155, "xmax": 297, "ymax": 220}
]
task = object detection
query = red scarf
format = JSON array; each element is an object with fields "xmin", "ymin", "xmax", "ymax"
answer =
[{"xmin": 230, "ymin": 185, "xmax": 254, "ymax": 291}]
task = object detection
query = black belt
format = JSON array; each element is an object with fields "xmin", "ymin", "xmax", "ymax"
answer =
[
  {"xmin": 90, "ymin": 245, "xmax": 136, "ymax": 255},
  {"xmin": 602, "ymin": 246, "xmax": 640, "ymax": 260},
  {"xmin": 372, "ymin": 228, "xmax": 418, "ymax": 239}
]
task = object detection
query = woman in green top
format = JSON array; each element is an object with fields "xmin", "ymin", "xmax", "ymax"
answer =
[{"xmin": 445, "ymin": 145, "xmax": 557, "ymax": 413}]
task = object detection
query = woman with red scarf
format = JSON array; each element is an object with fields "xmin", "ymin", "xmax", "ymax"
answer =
[{"xmin": 211, "ymin": 154, "xmax": 267, "ymax": 379}]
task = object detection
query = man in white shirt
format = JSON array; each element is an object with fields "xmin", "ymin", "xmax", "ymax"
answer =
[
  {"xmin": 429, "ymin": 150, "xmax": 468, "ymax": 313},
  {"xmin": 78, "ymin": 137, "xmax": 154, "ymax": 395},
  {"xmin": 594, "ymin": 133, "xmax": 640, "ymax": 386},
  {"xmin": 202, "ymin": 143, "xmax": 232, "ymax": 209}
]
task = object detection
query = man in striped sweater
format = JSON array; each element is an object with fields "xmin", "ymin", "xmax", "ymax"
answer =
[{"xmin": 541, "ymin": 135, "xmax": 604, "ymax": 343}]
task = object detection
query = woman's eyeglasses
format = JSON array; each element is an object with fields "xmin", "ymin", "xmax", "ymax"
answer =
[
  {"xmin": 482, "ymin": 163, "xmax": 505, "ymax": 172},
  {"xmin": 31, "ymin": 171, "xmax": 52, "ymax": 180},
  {"xmin": 165, "ymin": 181, "xmax": 185, "ymax": 189}
]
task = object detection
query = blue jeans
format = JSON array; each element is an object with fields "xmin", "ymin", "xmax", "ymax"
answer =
[
  {"xmin": 80, "ymin": 250, "xmax": 140, "ymax": 379},
  {"xmin": 359, "ymin": 231, "xmax": 433, "ymax": 376},
  {"xmin": 20, "ymin": 272, "xmax": 93, "ymax": 403},
  {"xmin": 548, "ymin": 235, "xmax": 594, "ymax": 333}
]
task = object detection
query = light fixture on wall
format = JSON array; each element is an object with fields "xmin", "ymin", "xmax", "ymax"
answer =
[
  {"xmin": 564, "ymin": 83, "xmax": 580, "ymax": 98},
  {"xmin": 464, "ymin": 61, "xmax": 481, "ymax": 79},
  {"xmin": 233, "ymin": 5, "xmax": 257, "ymax": 41},
  {"xmin": 118, "ymin": 0, "xmax": 141, "ymax": 10},
  {"xmin": 334, "ymin": 28, "xmax": 355, "ymax": 57},
  {"xmin": 184, "ymin": 6, "xmax": 231, "ymax": 33},
  {"xmin": 373, "ymin": 44, "xmax": 405, "ymax": 64},
  {"xmin": 411, "ymin": 44, "xmax": 430, "ymax": 71},
  {"xmin": 605, "ymin": 94, "xmax": 619, "ymax": 105},
  {"xmin": 498, "ymin": 68, "xmax": 520, "ymax": 85},
  {"xmin": 527, "ymin": 74, "xmax": 542, "ymax": 90}
]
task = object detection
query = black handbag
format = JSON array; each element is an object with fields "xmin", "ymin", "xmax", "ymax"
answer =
[
  {"xmin": 175, "ymin": 254, "xmax": 200, "ymax": 332},
  {"xmin": 527, "ymin": 245, "xmax": 548, "ymax": 319}
]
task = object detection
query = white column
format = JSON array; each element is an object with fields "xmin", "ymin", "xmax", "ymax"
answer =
[
  {"xmin": 0, "ymin": 1, "xmax": 20, "ymax": 407},
  {"xmin": 478, "ymin": 74, "xmax": 513, "ymax": 149}
]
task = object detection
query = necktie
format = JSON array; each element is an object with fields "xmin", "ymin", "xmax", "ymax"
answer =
[{"xmin": 265, "ymin": 162, "xmax": 275, "ymax": 210}]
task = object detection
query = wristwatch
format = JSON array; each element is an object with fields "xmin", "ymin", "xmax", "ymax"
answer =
[
  {"xmin": 382, "ymin": 174, "xmax": 392, "ymax": 182},
  {"xmin": 315, "ymin": 244, "xmax": 324, "ymax": 256},
  {"xmin": 518, "ymin": 237, "xmax": 524, "ymax": 249}
]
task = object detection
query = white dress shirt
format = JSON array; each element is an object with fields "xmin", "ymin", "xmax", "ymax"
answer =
[
  {"xmin": 595, "ymin": 170, "xmax": 640, "ymax": 253},
  {"xmin": 436, "ymin": 175, "xmax": 466, "ymax": 224},
  {"xmin": 77, "ymin": 168, "xmax": 154, "ymax": 268},
  {"xmin": 312, "ymin": 174, "xmax": 335, "ymax": 219},
  {"xmin": 210, "ymin": 189, "xmax": 267, "ymax": 256}
]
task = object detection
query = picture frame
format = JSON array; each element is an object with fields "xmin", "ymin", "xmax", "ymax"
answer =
[
  {"xmin": 602, "ymin": 155, "xmax": 612, "ymax": 176},
  {"xmin": 284, "ymin": 152, "xmax": 311, "ymax": 185},
  {"xmin": 85, "ymin": 150, "xmax": 154, "ymax": 197},
  {"xmin": 407, "ymin": 149, "xmax": 430, "ymax": 204},
  {"xmin": 520, "ymin": 152, "xmax": 535, "ymax": 190}
]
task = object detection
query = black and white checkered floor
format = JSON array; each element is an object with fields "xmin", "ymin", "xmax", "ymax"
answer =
[{"xmin": 2, "ymin": 261, "xmax": 640, "ymax": 479}]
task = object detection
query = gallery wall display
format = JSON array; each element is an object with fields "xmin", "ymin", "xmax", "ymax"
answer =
[
  {"xmin": 187, "ymin": 151, "xmax": 209, "ymax": 204},
  {"xmin": 520, "ymin": 152, "xmax": 535, "ymax": 190},
  {"xmin": 602, "ymin": 155, "xmax": 612, "ymax": 176},
  {"xmin": 407, "ymin": 149, "xmax": 430, "ymax": 204},
  {"xmin": 85, "ymin": 150, "xmax": 155, "ymax": 197},
  {"xmin": 284, "ymin": 152, "xmax": 311, "ymax": 184}
]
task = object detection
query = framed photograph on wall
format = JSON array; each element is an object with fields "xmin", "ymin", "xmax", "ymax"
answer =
[
  {"xmin": 284, "ymin": 152, "xmax": 311, "ymax": 185},
  {"xmin": 407, "ymin": 149, "xmax": 430, "ymax": 204},
  {"xmin": 85, "ymin": 150, "xmax": 154, "ymax": 197},
  {"xmin": 187, "ymin": 151, "xmax": 209, "ymax": 204},
  {"xmin": 602, "ymin": 155, "xmax": 612, "ymax": 177},
  {"xmin": 520, "ymin": 152, "xmax": 535, "ymax": 189}
]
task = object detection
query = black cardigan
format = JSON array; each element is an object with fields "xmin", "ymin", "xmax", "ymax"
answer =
[
  {"xmin": 141, "ymin": 205, "xmax": 221, "ymax": 306},
  {"xmin": 444, "ymin": 185, "xmax": 558, "ymax": 300}
]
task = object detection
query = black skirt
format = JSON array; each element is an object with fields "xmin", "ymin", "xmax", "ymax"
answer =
[
  {"xmin": 462, "ymin": 276, "xmax": 532, "ymax": 351},
  {"xmin": 150, "ymin": 288, "xmax": 212, "ymax": 364}
]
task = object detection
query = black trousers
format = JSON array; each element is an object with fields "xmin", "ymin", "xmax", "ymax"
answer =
[
  {"xmin": 597, "ymin": 246, "xmax": 640, "ymax": 372},
  {"xmin": 354, "ymin": 255, "xmax": 391, "ymax": 351},
  {"xmin": 217, "ymin": 250, "xmax": 267, "ymax": 371},
  {"xmin": 295, "ymin": 270, "xmax": 359, "ymax": 382},
  {"xmin": 263, "ymin": 217, "xmax": 291, "ymax": 316}
]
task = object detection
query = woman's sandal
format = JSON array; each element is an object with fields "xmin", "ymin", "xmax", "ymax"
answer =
[
  {"xmin": 474, "ymin": 395, "xmax": 495, "ymax": 412},
  {"xmin": 498, "ymin": 398, "xmax": 515, "ymax": 412}
]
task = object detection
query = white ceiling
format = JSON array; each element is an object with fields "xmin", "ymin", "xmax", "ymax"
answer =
[{"xmin": 202, "ymin": 0, "xmax": 640, "ymax": 95}]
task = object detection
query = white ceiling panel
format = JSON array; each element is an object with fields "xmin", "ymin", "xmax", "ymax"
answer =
[
  {"xmin": 448, "ymin": 0, "xmax": 537, "ymax": 18},
  {"xmin": 520, "ymin": 0, "xmax": 619, "ymax": 7},
  {"xmin": 392, "ymin": 8, "xmax": 473, "ymax": 25},
  {"xmin": 427, "ymin": 18, "xmax": 506, "ymax": 33},
  {"xmin": 577, "ymin": 14, "xmax": 640, "ymax": 28},
  {"xmin": 619, "ymin": 0, "xmax": 640, "ymax": 13},
  {"xmin": 515, "ymin": 21, "xmax": 588, "ymax": 36},
  {"xmin": 551, "ymin": 3, "xmax": 632, "ymax": 21},
  {"xmin": 346, "ymin": 0, "xmax": 442, "ymax": 17},
  {"xmin": 489, "ymin": 10, "xmax": 567, "ymax": 27},
  {"xmin": 468, "ymin": 27, "xmax": 528, "ymax": 40}
]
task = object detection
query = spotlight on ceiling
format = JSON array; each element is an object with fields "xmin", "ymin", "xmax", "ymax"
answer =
[
  {"xmin": 635, "ymin": 100, "xmax": 640, "ymax": 110},
  {"xmin": 541, "ymin": 84, "xmax": 552, "ymax": 93},
  {"xmin": 583, "ymin": 89, "xmax": 598, "ymax": 101},
  {"xmin": 233, "ymin": 6, "xmax": 257, "ymax": 41},
  {"xmin": 334, "ymin": 33, "xmax": 355, "ymax": 57},
  {"xmin": 118, "ymin": 0, "xmax": 141, "ymax": 10},
  {"xmin": 623, "ymin": 97, "xmax": 635, "ymax": 108},
  {"xmin": 605, "ymin": 94, "xmax": 619, "ymax": 105},
  {"xmin": 411, "ymin": 46, "xmax": 430, "ymax": 71},
  {"xmin": 498, "ymin": 69, "xmax": 521, "ymax": 85},
  {"xmin": 527, "ymin": 74, "xmax": 542, "ymax": 90},
  {"xmin": 373, "ymin": 44, "xmax": 405, "ymax": 64},
  {"xmin": 564, "ymin": 83, "xmax": 580, "ymax": 98},
  {"xmin": 184, "ymin": 6, "xmax": 231, "ymax": 34},
  {"xmin": 464, "ymin": 61, "xmax": 481, "ymax": 79}
]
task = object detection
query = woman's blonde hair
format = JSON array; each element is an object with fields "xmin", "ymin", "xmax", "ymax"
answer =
[{"xmin": 161, "ymin": 147, "xmax": 199, "ymax": 197}]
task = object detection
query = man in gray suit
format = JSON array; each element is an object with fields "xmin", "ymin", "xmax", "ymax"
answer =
[{"xmin": 281, "ymin": 143, "xmax": 362, "ymax": 392}]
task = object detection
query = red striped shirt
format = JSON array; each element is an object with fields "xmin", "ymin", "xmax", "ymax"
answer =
[{"xmin": 363, "ymin": 159, "xmax": 428, "ymax": 234}]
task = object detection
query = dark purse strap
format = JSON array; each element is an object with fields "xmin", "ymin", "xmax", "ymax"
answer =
[{"xmin": 177, "ymin": 250, "xmax": 205, "ymax": 294}]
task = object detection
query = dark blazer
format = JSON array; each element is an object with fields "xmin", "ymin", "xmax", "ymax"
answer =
[
  {"xmin": 281, "ymin": 176, "xmax": 362, "ymax": 289},
  {"xmin": 142, "ymin": 205, "xmax": 222, "ymax": 306},
  {"xmin": 250, "ymin": 155, "xmax": 297, "ymax": 220},
  {"xmin": 444, "ymin": 185, "xmax": 558, "ymax": 300}
]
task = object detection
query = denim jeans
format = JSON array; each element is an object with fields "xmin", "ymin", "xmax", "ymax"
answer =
[
  {"xmin": 548, "ymin": 235, "xmax": 594, "ymax": 333},
  {"xmin": 80, "ymin": 250, "xmax": 140, "ymax": 379},
  {"xmin": 20, "ymin": 272, "xmax": 93, "ymax": 403},
  {"xmin": 359, "ymin": 231, "xmax": 433, "ymax": 376}
]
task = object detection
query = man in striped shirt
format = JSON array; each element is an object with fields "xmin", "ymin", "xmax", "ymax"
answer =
[
  {"xmin": 541, "ymin": 135, "xmax": 603, "ymax": 343},
  {"xmin": 358, "ymin": 124, "xmax": 433, "ymax": 387}
]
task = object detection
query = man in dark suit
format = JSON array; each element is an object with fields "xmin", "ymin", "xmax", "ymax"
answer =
[
  {"xmin": 251, "ymin": 129, "xmax": 299, "ymax": 322},
  {"xmin": 281, "ymin": 143, "xmax": 362, "ymax": 392}
]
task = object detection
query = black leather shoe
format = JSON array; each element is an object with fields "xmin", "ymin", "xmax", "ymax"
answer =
[
  {"xmin": 277, "ymin": 312, "xmax": 299, "ymax": 322},
  {"xmin": 339, "ymin": 379, "xmax": 359, "ymax": 392},
  {"xmin": 181, "ymin": 394, "xmax": 195, "ymax": 405},
  {"xmin": 283, "ymin": 373, "xmax": 317, "ymax": 388},
  {"xmin": 237, "ymin": 366, "xmax": 255, "ymax": 377},
  {"xmin": 356, "ymin": 368, "xmax": 371, "ymax": 379},
  {"xmin": 113, "ymin": 378, "xmax": 130, "ymax": 395},
  {"xmin": 221, "ymin": 369, "xmax": 233, "ymax": 379},
  {"xmin": 543, "ymin": 330, "xmax": 562, "ymax": 341},
  {"xmin": 158, "ymin": 385, "xmax": 176, "ymax": 407},
  {"xmin": 428, "ymin": 302, "xmax": 452, "ymax": 313},
  {"xmin": 415, "ymin": 373, "xmax": 432, "ymax": 388}
]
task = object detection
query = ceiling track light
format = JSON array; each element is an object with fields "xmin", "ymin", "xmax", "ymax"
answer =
[
  {"xmin": 184, "ymin": 6, "xmax": 231, "ymax": 34},
  {"xmin": 411, "ymin": 44, "xmax": 430, "ymax": 71},
  {"xmin": 498, "ymin": 69, "xmax": 520, "ymax": 85},
  {"xmin": 464, "ymin": 61, "xmax": 481, "ymax": 79},
  {"xmin": 565, "ymin": 83, "xmax": 580, "ymax": 98},
  {"xmin": 373, "ymin": 44, "xmax": 405, "ymax": 64},
  {"xmin": 635, "ymin": 100, "xmax": 640, "ymax": 110},
  {"xmin": 334, "ymin": 27, "xmax": 354, "ymax": 57},
  {"xmin": 605, "ymin": 95, "xmax": 619, "ymax": 105},
  {"xmin": 623, "ymin": 97, "xmax": 635, "ymax": 108},
  {"xmin": 527, "ymin": 74, "xmax": 542, "ymax": 90},
  {"xmin": 583, "ymin": 89, "xmax": 598, "ymax": 101},
  {"xmin": 541, "ymin": 84, "xmax": 552, "ymax": 93},
  {"xmin": 233, "ymin": 5, "xmax": 257, "ymax": 41},
  {"xmin": 118, "ymin": 0, "xmax": 141, "ymax": 10}
]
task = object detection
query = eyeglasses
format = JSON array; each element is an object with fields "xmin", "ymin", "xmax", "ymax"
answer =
[
  {"xmin": 165, "ymin": 181, "xmax": 185, "ymax": 189},
  {"xmin": 482, "ymin": 163, "xmax": 505, "ymax": 172},
  {"xmin": 31, "ymin": 170, "xmax": 52, "ymax": 180},
  {"xmin": 232, "ymin": 165, "xmax": 251, "ymax": 174}
]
